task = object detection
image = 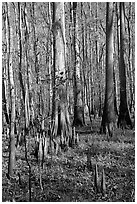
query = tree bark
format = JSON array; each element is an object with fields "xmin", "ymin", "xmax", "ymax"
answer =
[
  {"xmin": 51, "ymin": 2, "xmax": 72, "ymax": 150},
  {"xmin": 5, "ymin": 2, "xmax": 16, "ymax": 176},
  {"xmin": 51, "ymin": 2, "xmax": 56, "ymax": 121},
  {"xmin": 117, "ymin": 3, "xmax": 132, "ymax": 129},
  {"xmin": 100, "ymin": 3, "xmax": 115, "ymax": 136},
  {"xmin": 2, "ymin": 7, "xmax": 10, "ymax": 125},
  {"xmin": 17, "ymin": 3, "xmax": 25, "ymax": 103},
  {"xmin": 2, "ymin": 75, "xmax": 10, "ymax": 125},
  {"xmin": 113, "ymin": 66, "xmax": 118, "ymax": 116},
  {"xmin": 126, "ymin": 3, "xmax": 134, "ymax": 114},
  {"xmin": 73, "ymin": 3, "xmax": 84, "ymax": 127}
]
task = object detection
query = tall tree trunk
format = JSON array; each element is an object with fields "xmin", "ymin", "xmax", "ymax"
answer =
[
  {"xmin": 73, "ymin": 2, "xmax": 84, "ymax": 127},
  {"xmin": 113, "ymin": 66, "xmax": 118, "ymax": 116},
  {"xmin": 126, "ymin": 3, "xmax": 133, "ymax": 114},
  {"xmin": 68, "ymin": 2, "xmax": 73, "ymax": 115},
  {"xmin": 47, "ymin": 2, "xmax": 52, "ymax": 120},
  {"xmin": 113, "ymin": 33, "xmax": 118, "ymax": 116},
  {"xmin": 22, "ymin": 3, "xmax": 31, "ymax": 129},
  {"xmin": 51, "ymin": 2, "xmax": 72, "ymax": 150},
  {"xmin": 17, "ymin": 3, "xmax": 25, "ymax": 103},
  {"xmin": 115, "ymin": 3, "xmax": 120, "ymax": 62},
  {"xmin": 51, "ymin": 2, "xmax": 56, "ymax": 121},
  {"xmin": 2, "ymin": 7, "xmax": 10, "ymax": 125},
  {"xmin": 131, "ymin": 3, "xmax": 135, "ymax": 114},
  {"xmin": 115, "ymin": 2, "xmax": 120, "ymax": 113},
  {"xmin": 81, "ymin": 2, "xmax": 86, "ymax": 125},
  {"xmin": 5, "ymin": 2, "xmax": 16, "ymax": 176},
  {"xmin": 117, "ymin": 3, "xmax": 132, "ymax": 129},
  {"xmin": 100, "ymin": 3, "xmax": 115, "ymax": 136},
  {"xmin": 31, "ymin": 3, "xmax": 40, "ymax": 119},
  {"xmin": 73, "ymin": 2, "xmax": 78, "ymax": 126}
]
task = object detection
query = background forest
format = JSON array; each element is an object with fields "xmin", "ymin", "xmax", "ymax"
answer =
[{"xmin": 2, "ymin": 2, "xmax": 135, "ymax": 202}]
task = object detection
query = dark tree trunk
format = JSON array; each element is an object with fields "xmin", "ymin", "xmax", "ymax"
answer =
[
  {"xmin": 117, "ymin": 3, "xmax": 132, "ymax": 129},
  {"xmin": 113, "ymin": 66, "xmax": 118, "ymax": 116},
  {"xmin": 2, "ymin": 66, "xmax": 10, "ymax": 125},
  {"xmin": 17, "ymin": 3, "xmax": 25, "ymax": 103},
  {"xmin": 73, "ymin": 2, "xmax": 84, "ymax": 127},
  {"xmin": 100, "ymin": 3, "xmax": 115, "ymax": 136}
]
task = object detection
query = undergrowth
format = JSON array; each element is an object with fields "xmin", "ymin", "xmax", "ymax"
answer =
[{"xmin": 2, "ymin": 119, "xmax": 135, "ymax": 202}]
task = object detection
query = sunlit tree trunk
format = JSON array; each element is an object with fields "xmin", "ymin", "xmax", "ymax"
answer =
[
  {"xmin": 117, "ymin": 3, "xmax": 132, "ymax": 129},
  {"xmin": 72, "ymin": 3, "xmax": 84, "ymax": 127},
  {"xmin": 2, "ymin": 6, "xmax": 10, "ymax": 125},
  {"xmin": 126, "ymin": 3, "xmax": 134, "ymax": 114},
  {"xmin": 5, "ymin": 2, "xmax": 16, "ymax": 176},
  {"xmin": 73, "ymin": 2, "xmax": 78, "ymax": 126},
  {"xmin": 51, "ymin": 3, "xmax": 56, "ymax": 121},
  {"xmin": 131, "ymin": 3, "xmax": 135, "ymax": 114},
  {"xmin": 67, "ymin": 2, "xmax": 73, "ymax": 115},
  {"xmin": 115, "ymin": 2, "xmax": 120, "ymax": 114},
  {"xmin": 22, "ymin": 3, "xmax": 31, "ymax": 128},
  {"xmin": 30, "ymin": 2, "xmax": 41, "ymax": 120},
  {"xmin": 80, "ymin": 2, "xmax": 86, "ymax": 125},
  {"xmin": 52, "ymin": 2, "xmax": 72, "ymax": 150},
  {"xmin": 100, "ymin": 3, "xmax": 115, "ymax": 136}
]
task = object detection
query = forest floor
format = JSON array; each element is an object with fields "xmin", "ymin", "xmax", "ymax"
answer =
[{"xmin": 2, "ymin": 117, "xmax": 135, "ymax": 202}]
